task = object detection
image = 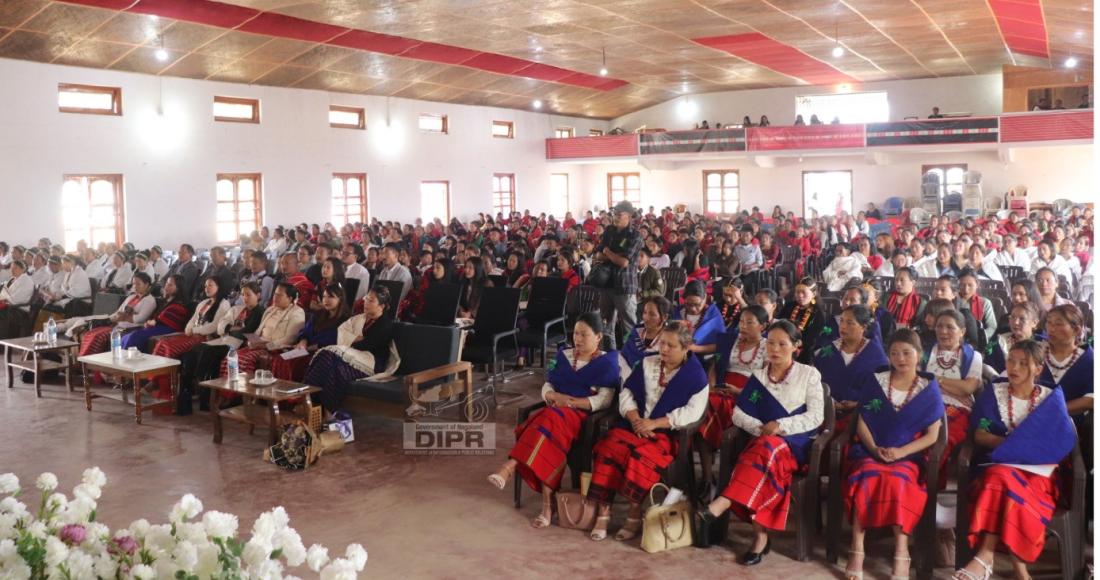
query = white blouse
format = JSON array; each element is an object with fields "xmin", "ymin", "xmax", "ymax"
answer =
[
  {"xmin": 0, "ymin": 274, "xmax": 34, "ymax": 311},
  {"xmin": 619, "ymin": 355, "xmax": 708, "ymax": 429},
  {"xmin": 875, "ymin": 371, "xmax": 931, "ymax": 408},
  {"xmin": 725, "ymin": 336, "xmax": 767, "ymax": 376},
  {"xmin": 115, "ymin": 293, "xmax": 157, "ymax": 324},
  {"xmin": 1045, "ymin": 347, "xmax": 1083, "ymax": 385},
  {"xmin": 993, "ymin": 382, "xmax": 1053, "ymax": 433},
  {"xmin": 58, "ymin": 267, "xmax": 91, "ymax": 305},
  {"xmin": 255, "ymin": 305, "xmax": 306, "ymax": 349},
  {"xmin": 185, "ymin": 298, "xmax": 231, "ymax": 336},
  {"xmin": 540, "ymin": 348, "xmax": 614, "ymax": 411},
  {"xmin": 732, "ymin": 363, "xmax": 825, "ymax": 437},
  {"xmin": 926, "ymin": 345, "xmax": 983, "ymax": 409}
]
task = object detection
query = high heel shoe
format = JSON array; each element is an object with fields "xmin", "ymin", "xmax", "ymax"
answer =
[
  {"xmin": 952, "ymin": 556, "xmax": 993, "ymax": 580},
  {"xmin": 891, "ymin": 554, "xmax": 911, "ymax": 580},
  {"xmin": 589, "ymin": 515, "xmax": 611, "ymax": 541},
  {"xmin": 740, "ymin": 538, "xmax": 770, "ymax": 566},
  {"xmin": 845, "ymin": 549, "xmax": 865, "ymax": 580}
]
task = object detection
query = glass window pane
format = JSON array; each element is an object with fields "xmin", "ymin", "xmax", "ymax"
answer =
[
  {"xmin": 58, "ymin": 89, "xmax": 114, "ymax": 111},
  {"xmin": 626, "ymin": 175, "xmax": 640, "ymax": 188},
  {"xmin": 347, "ymin": 178, "xmax": 359, "ymax": 197},
  {"xmin": 724, "ymin": 172, "xmax": 738, "ymax": 186},
  {"xmin": 706, "ymin": 190, "xmax": 721, "ymax": 201},
  {"xmin": 62, "ymin": 180, "xmax": 86, "ymax": 207},
  {"xmin": 239, "ymin": 222, "xmax": 256, "ymax": 234},
  {"xmin": 706, "ymin": 173, "xmax": 721, "ymax": 186},
  {"xmin": 946, "ymin": 167, "xmax": 965, "ymax": 184},
  {"xmin": 90, "ymin": 206, "xmax": 113, "ymax": 227},
  {"xmin": 217, "ymin": 203, "xmax": 235, "ymax": 221},
  {"xmin": 501, "ymin": 176, "xmax": 511, "ymax": 190},
  {"xmin": 216, "ymin": 223, "xmax": 237, "ymax": 242},
  {"xmin": 90, "ymin": 180, "xmax": 115, "ymax": 205},
  {"xmin": 331, "ymin": 178, "xmax": 342, "ymax": 196},
  {"xmin": 92, "ymin": 228, "xmax": 115, "ymax": 244},
  {"xmin": 213, "ymin": 100, "xmax": 255, "ymax": 120},
  {"xmin": 329, "ymin": 108, "xmax": 362, "ymax": 127},
  {"xmin": 238, "ymin": 179, "xmax": 254, "ymax": 199},
  {"xmin": 217, "ymin": 179, "xmax": 234, "ymax": 201},
  {"xmin": 239, "ymin": 201, "xmax": 255, "ymax": 215}
]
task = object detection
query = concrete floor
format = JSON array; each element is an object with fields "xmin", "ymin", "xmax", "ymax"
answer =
[{"xmin": 0, "ymin": 369, "xmax": 1085, "ymax": 579}]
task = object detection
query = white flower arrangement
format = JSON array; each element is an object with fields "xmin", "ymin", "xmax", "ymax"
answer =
[{"xmin": 0, "ymin": 468, "xmax": 367, "ymax": 579}]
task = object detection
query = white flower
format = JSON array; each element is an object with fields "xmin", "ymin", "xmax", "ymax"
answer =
[
  {"xmin": 247, "ymin": 558, "xmax": 283, "ymax": 579},
  {"xmin": 269, "ymin": 506, "xmax": 289, "ymax": 531},
  {"xmin": 281, "ymin": 532, "xmax": 306, "ymax": 567},
  {"xmin": 44, "ymin": 536, "xmax": 68, "ymax": 568},
  {"xmin": 344, "ymin": 544, "xmax": 367, "ymax": 571},
  {"xmin": 2, "ymin": 561, "xmax": 31, "ymax": 580},
  {"xmin": 45, "ymin": 493, "xmax": 67, "ymax": 513},
  {"xmin": 64, "ymin": 550, "xmax": 95, "ymax": 580},
  {"xmin": 194, "ymin": 542, "xmax": 220, "ymax": 578},
  {"xmin": 130, "ymin": 563, "xmax": 156, "ymax": 579},
  {"xmin": 172, "ymin": 540, "xmax": 198, "ymax": 573},
  {"xmin": 62, "ymin": 496, "xmax": 96, "ymax": 524},
  {"xmin": 170, "ymin": 494, "xmax": 203, "ymax": 522},
  {"xmin": 241, "ymin": 537, "xmax": 272, "ymax": 570},
  {"xmin": 0, "ymin": 498, "xmax": 28, "ymax": 520},
  {"xmin": 0, "ymin": 538, "xmax": 17, "ymax": 560},
  {"xmin": 35, "ymin": 473, "xmax": 58, "ymax": 492},
  {"xmin": 80, "ymin": 467, "xmax": 106, "ymax": 489},
  {"xmin": 92, "ymin": 553, "xmax": 118, "ymax": 578},
  {"xmin": 306, "ymin": 544, "xmax": 329, "ymax": 572},
  {"xmin": 143, "ymin": 524, "xmax": 174, "ymax": 554},
  {"xmin": 251, "ymin": 514, "xmax": 277, "ymax": 543},
  {"xmin": 26, "ymin": 522, "xmax": 47, "ymax": 540},
  {"xmin": 201, "ymin": 511, "xmax": 238, "ymax": 539},
  {"xmin": 0, "ymin": 474, "xmax": 19, "ymax": 495},
  {"xmin": 127, "ymin": 519, "xmax": 151, "ymax": 539},
  {"xmin": 319, "ymin": 557, "xmax": 358, "ymax": 580},
  {"xmin": 85, "ymin": 522, "xmax": 110, "ymax": 543},
  {"xmin": 0, "ymin": 514, "xmax": 16, "ymax": 539},
  {"xmin": 72, "ymin": 483, "xmax": 101, "ymax": 502}
]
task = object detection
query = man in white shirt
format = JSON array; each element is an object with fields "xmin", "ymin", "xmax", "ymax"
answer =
[
  {"xmin": 991, "ymin": 234, "xmax": 1031, "ymax": 271},
  {"xmin": 377, "ymin": 243, "xmax": 413, "ymax": 302},
  {"xmin": 341, "ymin": 243, "xmax": 371, "ymax": 302}
]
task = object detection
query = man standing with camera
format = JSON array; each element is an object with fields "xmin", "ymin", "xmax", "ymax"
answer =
[{"xmin": 596, "ymin": 201, "xmax": 643, "ymax": 346}]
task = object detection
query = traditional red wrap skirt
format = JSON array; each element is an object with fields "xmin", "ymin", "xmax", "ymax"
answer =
[
  {"xmin": 700, "ymin": 372, "xmax": 749, "ymax": 450},
  {"xmin": 152, "ymin": 334, "xmax": 207, "ymax": 359},
  {"xmin": 844, "ymin": 457, "xmax": 927, "ymax": 534},
  {"xmin": 721, "ymin": 435, "xmax": 798, "ymax": 531},
  {"xmin": 968, "ymin": 465, "xmax": 1058, "ymax": 563},
  {"xmin": 218, "ymin": 347, "xmax": 272, "ymax": 378},
  {"xmin": 586, "ymin": 427, "xmax": 674, "ymax": 505},
  {"xmin": 79, "ymin": 326, "xmax": 114, "ymax": 357},
  {"xmin": 269, "ymin": 353, "xmax": 311, "ymax": 382},
  {"xmin": 509, "ymin": 405, "xmax": 587, "ymax": 492},
  {"xmin": 941, "ymin": 405, "xmax": 971, "ymax": 488}
]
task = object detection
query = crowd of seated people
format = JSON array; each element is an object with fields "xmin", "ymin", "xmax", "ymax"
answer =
[{"xmin": 0, "ymin": 196, "xmax": 1094, "ymax": 576}]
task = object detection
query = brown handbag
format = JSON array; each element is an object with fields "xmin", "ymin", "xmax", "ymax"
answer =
[{"xmin": 555, "ymin": 491, "xmax": 598, "ymax": 530}]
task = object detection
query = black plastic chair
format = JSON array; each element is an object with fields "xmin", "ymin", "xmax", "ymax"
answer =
[
  {"xmin": 342, "ymin": 278, "xmax": 360, "ymax": 306},
  {"xmin": 826, "ymin": 411, "xmax": 947, "ymax": 579},
  {"xmin": 487, "ymin": 274, "xmax": 507, "ymax": 288},
  {"xmin": 515, "ymin": 277, "xmax": 569, "ymax": 368},
  {"xmin": 565, "ymin": 285, "xmax": 603, "ymax": 334},
  {"xmin": 716, "ymin": 384, "xmax": 835, "ymax": 562},
  {"xmin": 461, "ymin": 286, "xmax": 521, "ymax": 393},
  {"xmin": 660, "ymin": 267, "xmax": 687, "ymax": 302},
  {"xmin": 91, "ymin": 292, "xmax": 125, "ymax": 316},
  {"xmin": 999, "ymin": 265, "xmax": 1025, "ymax": 284},
  {"xmin": 954, "ymin": 424, "xmax": 1087, "ymax": 580},
  {"xmin": 414, "ymin": 283, "xmax": 462, "ymax": 326}
]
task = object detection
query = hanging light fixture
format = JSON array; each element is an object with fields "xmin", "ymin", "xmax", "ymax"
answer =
[
  {"xmin": 831, "ymin": 20, "xmax": 844, "ymax": 58},
  {"xmin": 599, "ymin": 48, "xmax": 608, "ymax": 76},
  {"xmin": 154, "ymin": 21, "xmax": 168, "ymax": 61}
]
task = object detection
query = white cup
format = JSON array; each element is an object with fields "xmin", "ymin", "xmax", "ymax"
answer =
[
  {"xmin": 255, "ymin": 369, "xmax": 273, "ymax": 382},
  {"xmin": 33, "ymin": 332, "xmax": 46, "ymax": 343},
  {"xmin": 126, "ymin": 347, "xmax": 139, "ymax": 359}
]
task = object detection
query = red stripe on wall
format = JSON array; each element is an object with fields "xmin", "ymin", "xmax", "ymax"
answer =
[
  {"xmin": 1000, "ymin": 112, "xmax": 1093, "ymax": 142},
  {"xmin": 546, "ymin": 135, "xmax": 639, "ymax": 159}
]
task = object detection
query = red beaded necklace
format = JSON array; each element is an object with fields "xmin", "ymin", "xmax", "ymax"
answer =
[
  {"xmin": 1045, "ymin": 346, "xmax": 1081, "ymax": 373},
  {"xmin": 841, "ymin": 337, "xmax": 868, "ymax": 358},
  {"xmin": 766, "ymin": 361, "xmax": 795, "ymax": 386},
  {"xmin": 887, "ymin": 373, "xmax": 920, "ymax": 410},
  {"xmin": 571, "ymin": 349, "xmax": 598, "ymax": 371},
  {"xmin": 658, "ymin": 358, "xmax": 685, "ymax": 387},
  {"xmin": 1006, "ymin": 385, "xmax": 1041, "ymax": 430},
  {"xmin": 736, "ymin": 336, "xmax": 762, "ymax": 365},
  {"xmin": 935, "ymin": 345, "xmax": 961, "ymax": 370}
]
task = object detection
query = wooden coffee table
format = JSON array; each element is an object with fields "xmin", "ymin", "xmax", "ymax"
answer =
[
  {"xmin": 199, "ymin": 376, "xmax": 321, "ymax": 445},
  {"xmin": 1, "ymin": 336, "xmax": 80, "ymax": 397},
  {"xmin": 78, "ymin": 351, "xmax": 180, "ymax": 424}
]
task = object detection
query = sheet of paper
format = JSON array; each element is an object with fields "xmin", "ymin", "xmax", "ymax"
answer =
[
  {"xmin": 279, "ymin": 348, "xmax": 310, "ymax": 360},
  {"xmin": 981, "ymin": 463, "xmax": 1056, "ymax": 477},
  {"xmin": 114, "ymin": 322, "xmax": 139, "ymax": 329}
]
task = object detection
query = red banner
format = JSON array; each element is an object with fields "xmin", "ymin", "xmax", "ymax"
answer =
[
  {"xmin": 747, "ymin": 124, "xmax": 865, "ymax": 151},
  {"xmin": 545, "ymin": 134, "xmax": 638, "ymax": 159},
  {"xmin": 1000, "ymin": 111, "xmax": 1093, "ymax": 143}
]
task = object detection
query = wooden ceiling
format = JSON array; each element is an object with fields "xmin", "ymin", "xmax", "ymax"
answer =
[{"xmin": 0, "ymin": 0, "xmax": 1092, "ymax": 119}]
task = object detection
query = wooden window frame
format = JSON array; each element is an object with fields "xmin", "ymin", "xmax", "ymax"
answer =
[
  {"xmin": 329, "ymin": 105, "xmax": 366, "ymax": 130},
  {"xmin": 607, "ymin": 172, "xmax": 641, "ymax": 208},
  {"xmin": 62, "ymin": 174, "xmax": 126, "ymax": 248},
  {"xmin": 215, "ymin": 173, "xmax": 263, "ymax": 244},
  {"xmin": 921, "ymin": 163, "xmax": 968, "ymax": 199},
  {"xmin": 551, "ymin": 173, "xmax": 570, "ymax": 216},
  {"xmin": 589, "ymin": 129, "xmax": 605, "ymax": 137},
  {"xmin": 419, "ymin": 113, "xmax": 449, "ymax": 134},
  {"xmin": 801, "ymin": 170, "xmax": 853, "ymax": 219},
  {"xmin": 555, "ymin": 126, "xmax": 575, "ymax": 139},
  {"xmin": 58, "ymin": 83, "xmax": 122, "ymax": 116},
  {"xmin": 492, "ymin": 173, "xmax": 516, "ymax": 215},
  {"xmin": 332, "ymin": 173, "xmax": 368, "ymax": 225},
  {"xmin": 420, "ymin": 180, "xmax": 451, "ymax": 222},
  {"xmin": 214, "ymin": 96, "xmax": 260, "ymax": 124},
  {"xmin": 491, "ymin": 120, "xmax": 515, "ymax": 139},
  {"xmin": 702, "ymin": 170, "xmax": 740, "ymax": 215}
]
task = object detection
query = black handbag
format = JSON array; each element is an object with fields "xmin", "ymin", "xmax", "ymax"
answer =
[{"xmin": 586, "ymin": 263, "xmax": 614, "ymax": 288}]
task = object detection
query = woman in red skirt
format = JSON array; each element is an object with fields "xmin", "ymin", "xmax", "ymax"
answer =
[
  {"xmin": 218, "ymin": 283, "xmax": 305, "ymax": 379},
  {"xmin": 269, "ymin": 284, "xmax": 349, "ymax": 381},
  {"xmin": 953, "ymin": 340, "xmax": 1076, "ymax": 580},
  {"xmin": 486, "ymin": 312, "xmax": 620, "ymax": 528},
  {"xmin": 586, "ymin": 321, "xmax": 708, "ymax": 542},
  {"xmin": 842, "ymin": 329, "xmax": 944, "ymax": 580},
  {"xmin": 698, "ymin": 320, "xmax": 824, "ymax": 566},
  {"xmin": 151, "ymin": 277, "xmax": 232, "ymax": 360},
  {"xmin": 72, "ymin": 272, "xmax": 157, "ymax": 357},
  {"xmin": 922, "ymin": 309, "xmax": 983, "ymax": 487}
]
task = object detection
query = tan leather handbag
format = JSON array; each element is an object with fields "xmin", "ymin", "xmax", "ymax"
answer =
[
  {"xmin": 640, "ymin": 483, "xmax": 693, "ymax": 553},
  {"xmin": 555, "ymin": 491, "xmax": 598, "ymax": 530}
]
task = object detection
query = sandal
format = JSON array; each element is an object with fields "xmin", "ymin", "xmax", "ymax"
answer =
[
  {"xmin": 486, "ymin": 463, "xmax": 515, "ymax": 490},
  {"xmin": 614, "ymin": 516, "xmax": 642, "ymax": 541},
  {"xmin": 952, "ymin": 556, "xmax": 993, "ymax": 580},
  {"xmin": 589, "ymin": 515, "xmax": 611, "ymax": 541},
  {"xmin": 891, "ymin": 554, "xmax": 911, "ymax": 580},
  {"xmin": 844, "ymin": 549, "xmax": 864, "ymax": 580},
  {"xmin": 531, "ymin": 498, "xmax": 553, "ymax": 529}
]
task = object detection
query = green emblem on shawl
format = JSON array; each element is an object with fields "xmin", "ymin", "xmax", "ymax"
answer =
[
  {"xmin": 863, "ymin": 399, "xmax": 883, "ymax": 413},
  {"xmin": 748, "ymin": 390, "xmax": 762, "ymax": 404},
  {"xmin": 822, "ymin": 326, "xmax": 833, "ymax": 335},
  {"xmin": 978, "ymin": 418, "xmax": 993, "ymax": 432},
  {"xmin": 819, "ymin": 344, "xmax": 835, "ymax": 358},
  {"xmin": 984, "ymin": 341, "xmax": 995, "ymax": 356},
  {"xmin": 547, "ymin": 358, "xmax": 557, "ymax": 372}
]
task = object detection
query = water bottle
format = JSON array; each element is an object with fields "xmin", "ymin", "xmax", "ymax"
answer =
[
  {"xmin": 45, "ymin": 317, "xmax": 57, "ymax": 346},
  {"xmin": 226, "ymin": 347, "xmax": 239, "ymax": 382},
  {"xmin": 110, "ymin": 327, "xmax": 123, "ymax": 361}
]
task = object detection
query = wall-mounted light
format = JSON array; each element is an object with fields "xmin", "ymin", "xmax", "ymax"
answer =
[{"xmin": 532, "ymin": 99, "xmax": 543, "ymax": 110}]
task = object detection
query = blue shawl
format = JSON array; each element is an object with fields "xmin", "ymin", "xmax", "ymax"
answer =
[
  {"xmin": 621, "ymin": 352, "xmax": 708, "ymax": 429},
  {"xmin": 1039, "ymin": 346, "xmax": 1093, "ymax": 402},
  {"xmin": 737, "ymin": 370, "xmax": 820, "ymax": 464},
  {"xmin": 714, "ymin": 329, "xmax": 768, "ymax": 376},
  {"xmin": 848, "ymin": 369, "xmax": 944, "ymax": 464},
  {"xmin": 921, "ymin": 342, "xmax": 976, "ymax": 378},
  {"xmin": 813, "ymin": 338, "xmax": 889, "ymax": 403},
  {"xmin": 620, "ymin": 325, "xmax": 656, "ymax": 371},
  {"xmin": 986, "ymin": 333, "xmax": 1047, "ymax": 374},
  {"xmin": 547, "ymin": 347, "xmax": 621, "ymax": 398},
  {"xmin": 816, "ymin": 314, "xmax": 885, "ymax": 350},
  {"xmin": 671, "ymin": 303, "xmax": 725, "ymax": 347},
  {"xmin": 970, "ymin": 378, "xmax": 1076, "ymax": 467}
]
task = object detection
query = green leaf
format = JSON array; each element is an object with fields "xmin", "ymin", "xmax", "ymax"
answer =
[
  {"xmin": 88, "ymin": 509, "xmax": 96, "ymax": 522},
  {"xmin": 269, "ymin": 548, "xmax": 283, "ymax": 560}
]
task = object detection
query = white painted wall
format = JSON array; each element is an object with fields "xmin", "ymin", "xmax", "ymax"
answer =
[
  {"xmin": 611, "ymin": 74, "xmax": 1004, "ymax": 131},
  {"xmin": 0, "ymin": 57, "xmax": 608, "ymax": 249},
  {"xmin": 569, "ymin": 145, "xmax": 1094, "ymax": 215}
]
